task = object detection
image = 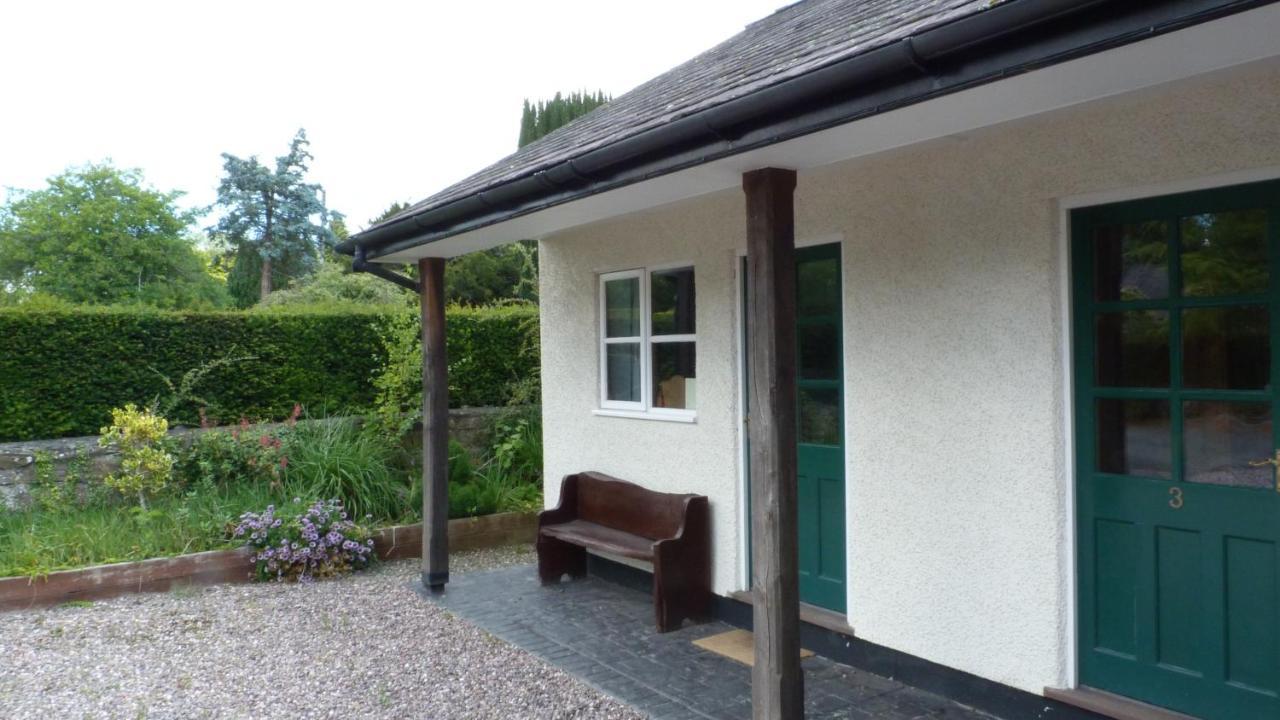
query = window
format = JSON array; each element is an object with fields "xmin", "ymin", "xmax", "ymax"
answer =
[{"xmin": 599, "ymin": 266, "xmax": 696, "ymax": 417}]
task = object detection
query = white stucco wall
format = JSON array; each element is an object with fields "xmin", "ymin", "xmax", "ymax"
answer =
[{"xmin": 538, "ymin": 62, "xmax": 1280, "ymax": 694}]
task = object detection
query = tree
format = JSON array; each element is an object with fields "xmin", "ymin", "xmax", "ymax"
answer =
[
  {"xmin": 0, "ymin": 163, "xmax": 227, "ymax": 308},
  {"xmin": 517, "ymin": 90, "xmax": 610, "ymax": 148},
  {"xmin": 210, "ymin": 129, "xmax": 339, "ymax": 304}
]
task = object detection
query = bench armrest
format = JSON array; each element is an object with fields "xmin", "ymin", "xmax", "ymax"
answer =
[{"xmin": 538, "ymin": 473, "xmax": 581, "ymax": 528}]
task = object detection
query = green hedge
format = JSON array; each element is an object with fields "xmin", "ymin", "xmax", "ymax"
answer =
[{"xmin": 0, "ymin": 304, "xmax": 539, "ymax": 441}]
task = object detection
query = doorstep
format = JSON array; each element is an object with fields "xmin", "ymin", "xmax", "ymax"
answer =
[
  {"xmin": 1044, "ymin": 686, "xmax": 1201, "ymax": 720},
  {"xmin": 727, "ymin": 589, "xmax": 855, "ymax": 637}
]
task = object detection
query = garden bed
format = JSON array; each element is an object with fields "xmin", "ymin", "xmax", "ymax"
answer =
[{"xmin": 0, "ymin": 511, "xmax": 537, "ymax": 611}]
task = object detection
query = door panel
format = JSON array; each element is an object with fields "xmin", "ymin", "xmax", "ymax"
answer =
[
  {"xmin": 1073, "ymin": 180, "xmax": 1280, "ymax": 719},
  {"xmin": 742, "ymin": 243, "xmax": 847, "ymax": 613}
]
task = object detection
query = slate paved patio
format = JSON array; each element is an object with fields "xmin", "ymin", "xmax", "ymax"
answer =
[{"xmin": 418, "ymin": 563, "xmax": 998, "ymax": 720}]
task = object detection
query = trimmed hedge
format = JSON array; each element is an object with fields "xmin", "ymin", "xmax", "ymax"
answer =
[{"xmin": 0, "ymin": 304, "xmax": 539, "ymax": 441}]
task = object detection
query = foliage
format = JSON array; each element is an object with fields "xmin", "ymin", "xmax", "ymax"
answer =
[
  {"xmin": 517, "ymin": 90, "xmax": 611, "ymax": 148},
  {"xmin": 30, "ymin": 449, "xmax": 93, "ymax": 513},
  {"xmin": 233, "ymin": 498, "xmax": 374, "ymax": 582},
  {"xmin": 367, "ymin": 303, "xmax": 541, "ymax": 441},
  {"xmin": 0, "ymin": 306, "xmax": 390, "ymax": 441},
  {"xmin": 99, "ymin": 404, "xmax": 174, "ymax": 507},
  {"xmin": 210, "ymin": 129, "xmax": 340, "ymax": 303},
  {"xmin": 173, "ymin": 413, "xmax": 295, "ymax": 490},
  {"xmin": 429, "ymin": 411, "xmax": 543, "ymax": 519},
  {"xmin": 0, "ymin": 163, "xmax": 227, "ymax": 308},
  {"xmin": 258, "ymin": 259, "xmax": 414, "ymax": 308},
  {"xmin": 150, "ymin": 350, "xmax": 258, "ymax": 422},
  {"xmin": 282, "ymin": 417, "xmax": 408, "ymax": 522},
  {"xmin": 446, "ymin": 242, "xmax": 539, "ymax": 305}
]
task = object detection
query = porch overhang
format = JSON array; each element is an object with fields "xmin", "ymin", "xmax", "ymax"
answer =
[{"xmin": 340, "ymin": 0, "xmax": 1280, "ymax": 264}]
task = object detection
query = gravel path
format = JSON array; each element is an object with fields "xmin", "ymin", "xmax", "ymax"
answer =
[{"xmin": 0, "ymin": 545, "xmax": 644, "ymax": 720}]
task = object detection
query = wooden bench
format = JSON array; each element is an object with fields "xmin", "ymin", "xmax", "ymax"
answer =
[{"xmin": 537, "ymin": 472, "xmax": 710, "ymax": 632}]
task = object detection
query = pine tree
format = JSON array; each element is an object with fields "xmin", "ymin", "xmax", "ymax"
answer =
[{"xmin": 518, "ymin": 90, "xmax": 610, "ymax": 148}]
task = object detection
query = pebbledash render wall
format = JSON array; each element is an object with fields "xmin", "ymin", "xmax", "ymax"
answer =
[{"xmin": 537, "ymin": 61, "xmax": 1280, "ymax": 695}]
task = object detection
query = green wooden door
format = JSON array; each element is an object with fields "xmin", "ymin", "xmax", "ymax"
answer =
[
  {"xmin": 1073, "ymin": 180, "xmax": 1280, "ymax": 719},
  {"xmin": 743, "ymin": 242, "xmax": 847, "ymax": 613}
]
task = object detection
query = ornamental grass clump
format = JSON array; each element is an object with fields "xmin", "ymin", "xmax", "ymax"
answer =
[{"xmin": 234, "ymin": 498, "xmax": 374, "ymax": 582}]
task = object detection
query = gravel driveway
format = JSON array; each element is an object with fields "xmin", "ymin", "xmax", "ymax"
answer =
[{"xmin": 0, "ymin": 546, "xmax": 644, "ymax": 720}]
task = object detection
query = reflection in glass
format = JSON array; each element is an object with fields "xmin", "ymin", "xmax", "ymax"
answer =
[
  {"xmin": 1093, "ymin": 221, "xmax": 1169, "ymax": 301},
  {"xmin": 653, "ymin": 342, "xmax": 696, "ymax": 410},
  {"xmin": 1183, "ymin": 401, "xmax": 1273, "ymax": 488},
  {"xmin": 605, "ymin": 277, "xmax": 640, "ymax": 337},
  {"xmin": 651, "ymin": 267, "xmax": 695, "ymax": 336},
  {"xmin": 1182, "ymin": 306, "xmax": 1270, "ymax": 389},
  {"xmin": 799, "ymin": 323, "xmax": 840, "ymax": 380},
  {"xmin": 1097, "ymin": 399, "xmax": 1171, "ymax": 478},
  {"xmin": 1095, "ymin": 311, "xmax": 1170, "ymax": 387},
  {"xmin": 799, "ymin": 387, "xmax": 840, "ymax": 446},
  {"xmin": 606, "ymin": 343, "xmax": 641, "ymax": 402},
  {"xmin": 798, "ymin": 257, "xmax": 840, "ymax": 316},
  {"xmin": 1181, "ymin": 210, "xmax": 1268, "ymax": 297}
]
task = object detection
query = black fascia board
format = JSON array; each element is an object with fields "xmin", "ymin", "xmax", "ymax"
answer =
[{"xmin": 343, "ymin": 0, "xmax": 1272, "ymax": 261}]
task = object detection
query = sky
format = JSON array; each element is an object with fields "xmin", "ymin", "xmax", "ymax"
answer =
[{"xmin": 0, "ymin": 1, "xmax": 787, "ymax": 232}]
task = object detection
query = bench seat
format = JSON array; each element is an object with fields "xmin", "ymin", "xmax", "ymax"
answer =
[
  {"xmin": 539, "ymin": 519, "xmax": 655, "ymax": 560},
  {"xmin": 537, "ymin": 471, "xmax": 710, "ymax": 632}
]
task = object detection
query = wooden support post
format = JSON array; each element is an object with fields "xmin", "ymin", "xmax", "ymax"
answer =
[
  {"xmin": 419, "ymin": 257, "xmax": 449, "ymax": 592},
  {"xmin": 743, "ymin": 167, "xmax": 802, "ymax": 719}
]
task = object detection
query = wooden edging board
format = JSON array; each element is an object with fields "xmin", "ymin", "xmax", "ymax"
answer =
[{"xmin": 0, "ymin": 511, "xmax": 538, "ymax": 611}]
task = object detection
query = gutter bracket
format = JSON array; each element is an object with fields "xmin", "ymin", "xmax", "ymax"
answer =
[{"xmin": 352, "ymin": 244, "xmax": 422, "ymax": 293}]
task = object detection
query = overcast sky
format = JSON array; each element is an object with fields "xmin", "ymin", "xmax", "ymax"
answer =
[{"xmin": 0, "ymin": 1, "xmax": 786, "ymax": 231}]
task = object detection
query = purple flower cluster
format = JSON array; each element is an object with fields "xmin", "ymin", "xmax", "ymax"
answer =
[{"xmin": 233, "ymin": 498, "xmax": 375, "ymax": 582}]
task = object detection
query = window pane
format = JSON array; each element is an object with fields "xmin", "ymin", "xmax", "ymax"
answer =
[
  {"xmin": 1182, "ymin": 305, "xmax": 1270, "ymax": 389},
  {"xmin": 653, "ymin": 341, "xmax": 696, "ymax": 409},
  {"xmin": 606, "ymin": 343, "xmax": 641, "ymax": 402},
  {"xmin": 799, "ymin": 387, "xmax": 841, "ymax": 446},
  {"xmin": 605, "ymin": 277, "xmax": 640, "ymax": 338},
  {"xmin": 1180, "ymin": 210, "xmax": 1268, "ymax": 297},
  {"xmin": 1184, "ymin": 401, "xmax": 1273, "ymax": 488},
  {"xmin": 799, "ymin": 323, "xmax": 840, "ymax": 380},
  {"xmin": 1097, "ymin": 399, "xmax": 1171, "ymax": 478},
  {"xmin": 798, "ymin": 256, "xmax": 840, "ymax": 316},
  {"xmin": 651, "ymin": 267, "xmax": 695, "ymax": 336},
  {"xmin": 1095, "ymin": 311, "xmax": 1170, "ymax": 387},
  {"xmin": 1093, "ymin": 221, "xmax": 1169, "ymax": 301}
]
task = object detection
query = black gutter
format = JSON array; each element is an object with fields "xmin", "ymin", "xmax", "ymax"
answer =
[{"xmin": 344, "ymin": 0, "xmax": 1271, "ymax": 262}]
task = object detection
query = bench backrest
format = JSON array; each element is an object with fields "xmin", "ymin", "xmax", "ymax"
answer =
[{"xmin": 573, "ymin": 472, "xmax": 695, "ymax": 540}]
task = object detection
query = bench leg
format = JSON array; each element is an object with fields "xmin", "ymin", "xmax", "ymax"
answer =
[{"xmin": 537, "ymin": 535, "xmax": 586, "ymax": 584}]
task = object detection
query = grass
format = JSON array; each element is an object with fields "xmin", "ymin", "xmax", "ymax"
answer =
[{"xmin": 0, "ymin": 480, "xmax": 280, "ymax": 578}]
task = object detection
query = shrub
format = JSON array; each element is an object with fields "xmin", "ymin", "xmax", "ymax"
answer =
[
  {"xmin": 234, "ymin": 498, "xmax": 375, "ymax": 582},
  {"xmin": 99, "ymin": 404, "xmax": 174, "ymax": 507},
  {"xmin": 282, "ymin": 417, "xmax": 407, "ymax": 522},
  {"xmin": 0, "ymin": 304, "xmax": 540, "ymax": 442},
  {"xmin": 173, "ymin": 417, "xmax": 290, "ymax": 490}
]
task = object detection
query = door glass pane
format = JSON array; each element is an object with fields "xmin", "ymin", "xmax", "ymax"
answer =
[
  {"xmin": 606, "ymin": 343, "xmax": 640, "ymax": 402},
  {"xmin": 1184, "ymin": 401, "xmax": 1273, "ymax": 488},
  {"xmin": 653, "ymin": 341, "xmax": 696, "ymax": 410},
  {"xmin": 1097, "ymin": 399, "xmax": 1171, "ymax": 478},
  {"xmin": 799, "ymin": 323, "xmax": 839, "ymax": 380},
  {"xmin": 1093, "ymin": 221, "xmax": 1169, "ymax": 301},
  {"xmin": 1180, "ymin": 209, "xmax": 1268, "ymax": 297},
  {"xmin": 799, "ymin": 386, "xmax": 840, "ymax": 446},
  {"xmin": 1096, "ymin": 311, "xmax": 1170, "ymax": 387},
  {"xmin": 798, "ymin": 257, "xmax": 840, "ymax": 316},
  {"xmin": 651, "ymin": 267, "xmax": 695, "ymax": 335},
  {"xmin": 1182, "ymin": 305, "xmax": 1270, "ymax": 389},
  {"xmin": 604, "ymin": 277, "xmax": 640, "ymax": 337}
]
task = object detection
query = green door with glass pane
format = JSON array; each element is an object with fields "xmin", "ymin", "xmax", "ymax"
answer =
[
  {"xmin": 1073, "ymin": 180, "xmax": 1280, "ymax": 719},
  {"xmin": 743, "ymin": 242, "xmax": 847, "ymax": 613}
]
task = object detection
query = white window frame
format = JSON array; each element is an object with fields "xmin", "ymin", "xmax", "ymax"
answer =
[{"xmin": 596, "ymin": 264, "xmax": 697, "ymax": 421}]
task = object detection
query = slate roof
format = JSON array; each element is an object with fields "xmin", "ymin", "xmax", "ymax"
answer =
[{"xmin": 365, "ymin": 0, "xmax": 989, "ymax": 233}]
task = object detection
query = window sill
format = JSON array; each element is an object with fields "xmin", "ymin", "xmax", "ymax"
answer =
[{"xmin": 592, "ymin": 409, "xmax": 697, "ymax": 424}]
